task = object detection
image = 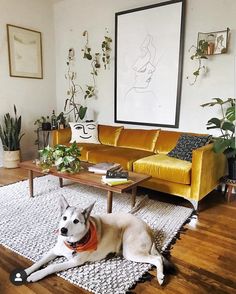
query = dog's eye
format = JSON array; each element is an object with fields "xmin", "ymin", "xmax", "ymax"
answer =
[
  {"xmin": 63, "ymin": 216, "xmax": 67, "ymax": 221},
  {"xmin": 73, "ymin": 219, "xmax": 79, "ymax": 224}
]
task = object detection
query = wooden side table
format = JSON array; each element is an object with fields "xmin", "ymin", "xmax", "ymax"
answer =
[{"xmin": 221, "ymin": 176, "xmax": 236, "ymax": 202}]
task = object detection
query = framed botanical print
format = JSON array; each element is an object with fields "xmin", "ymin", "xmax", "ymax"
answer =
[
  {"xmin": 115, "ymin": 0, "xmax": 185, "ymax": 128},
  {"xmin": 7, "ymin": 24, "xmax": 43, "ymax": 79}
]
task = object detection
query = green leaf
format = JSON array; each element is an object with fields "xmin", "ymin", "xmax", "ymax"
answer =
[
  {"xmin": 79, "ymin": 106, "xmax": 87, "ymax": 120},
  {"xmin": 213, "ymin": 138, "xmax": 230, "ymax": 153},
  {"xmin": 221, "ymin": 121, "xmax": 235, "ymax": 133},
  {"xmin": 206, "ymin": 118, "xmax": 221, "ymax": 128},
  {"xmin": 226, "ymin": 106, "xmax": 235, "ymax": 121}
]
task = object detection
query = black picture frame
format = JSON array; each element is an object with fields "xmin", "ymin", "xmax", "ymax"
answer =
[{"xmin": 115, "ymin": 0, "xmax": 185, "ymax": 128}]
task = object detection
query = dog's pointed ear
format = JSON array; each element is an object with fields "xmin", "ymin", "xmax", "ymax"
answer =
[
  {"xmin": 59, "ymin": 195, "xmax": 69, "ymax": 215},
  {"xmin": 82, "ymin": 202, "xmax": 95, "ymax": 222}
]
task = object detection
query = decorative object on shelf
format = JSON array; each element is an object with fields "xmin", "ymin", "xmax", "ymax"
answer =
[
  {"xmin": 38, "ymin": 142, "xmax": 81, "ymax": 173},
  {"xmin": 34, "ymin": 116, "xmax": 51, "ymax": 131},
  {"xmin": 187, "ymin": 28, "xmax": 230, "ymax": 85},
  {"xmin": 115, "ymin": 0, "xmax": 185, "ymax": 128},
  {"xmin": 6, "ymin": 24, "xmax": 43, "ymax": 79},
  {"xmin": 198, "ymin": 28, "xmax": 230, "ymax": 55},
  {"xmin": 0, "ymin": 105, "xmax": 24, "ymax": 168},
  {"xmin": 64, "ymin": 29, "xmax": 112, "ymax": 122},
  {"xmin": 34, "ymin": 116, "xmax": 52, "ymax": 150},
  {"xmin": 51, "ymin": 110, "xmax": 57, "ymax": 130},
  {"xmin": 201, "ymin": 97, "xmax": 235, "ymax": 179},
  {"xmin": 57, "ymin": 112, "xmax": 66, "ymax": 129}
]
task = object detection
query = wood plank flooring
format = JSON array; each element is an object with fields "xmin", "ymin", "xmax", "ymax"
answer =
[{"xmin": 0, "ymin": 167, "xmax": 236, "ymax": 294}]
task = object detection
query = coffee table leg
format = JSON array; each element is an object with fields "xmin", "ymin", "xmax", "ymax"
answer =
[
  {"xmin": 107, "ymin": 191, "xmax": 113, "ymax": 213},
  {"xmin": 29, "ymin": 170, "xmax": 33, "ymax": 197},
  {"xmin": 131, "ymin": 186, "xmax": 137, "ymax": 207},
  {"xmin": 59, "ymin": 177, "xmax": 63, "ymax": 188}
]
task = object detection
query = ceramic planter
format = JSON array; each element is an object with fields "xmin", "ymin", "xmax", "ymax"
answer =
[
  {"xmin": 228, "ymin": 157, "xmax": 236, "ymax": 180},
  {"xmin": 3, "ymin": 150, "xmax": 20, "ymax": 168}
]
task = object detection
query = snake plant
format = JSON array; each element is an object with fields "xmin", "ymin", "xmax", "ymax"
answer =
[{"xmin": 0, "ymin": 105, "xmax": 24, "ymax": 151}]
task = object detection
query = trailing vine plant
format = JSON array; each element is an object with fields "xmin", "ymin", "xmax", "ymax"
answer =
[
  {"xmin": 64, "ymin": 29, "xmax": 112, "ymax": 121},
  {"xmin": 102, "ymin": 28, "xmax": 112, "ymax": 69},
  {"xmin": 187, "ymin": 39, "xmax": 208, "ymax": 85}
]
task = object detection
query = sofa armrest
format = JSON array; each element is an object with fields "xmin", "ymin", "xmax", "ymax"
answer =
[
  {"xmin": 51, "ymin": 128, "xmax": 71, "ymax": 146},
  {"xmin": 191, "ymin": 143, "xmax": 226, "ymax": 201}
]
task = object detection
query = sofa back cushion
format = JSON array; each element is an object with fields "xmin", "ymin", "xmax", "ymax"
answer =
[
  {"xmin": 154, "ymin": 130, "xmax": 182, "ymax": 154},
  {"xmin": 98, "ymin": 125, "xmax": 123, "ymax": 146},
  {"xmin": 117, "ymin": 128, "xmax": 160, "ymax": 152},
  {"xmin": 154, "ymin": 130, "xmax": 210, "ymax": 154}
]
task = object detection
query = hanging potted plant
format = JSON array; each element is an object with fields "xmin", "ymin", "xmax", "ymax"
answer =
[
  {"xmin": 0, "ymin": 105, "xmax": 24, "ymax": 168},
  {"xmin": 201, "ymin": 98, "xmax": 236, "ymax": 179}
]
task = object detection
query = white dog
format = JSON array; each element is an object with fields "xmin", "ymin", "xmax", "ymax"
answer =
[{"xmin": 25, "ymin": 196, "xmax": 175, "ymax": 285}]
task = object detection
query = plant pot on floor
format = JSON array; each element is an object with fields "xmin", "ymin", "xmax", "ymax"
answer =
[
  {"xmin": 228, "ymin": 157, "xmax": 236, "ymax": 180},
  {"xmin": 3, "ymin": 150, "xmax": 20, "ymax": 168}
]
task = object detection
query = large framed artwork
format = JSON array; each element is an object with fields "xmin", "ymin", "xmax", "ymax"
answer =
[
  {"xmin": 7, "ymin": 24, "xmax": 43, "ymax": 79},
  {"xmin": 115, "ymin": 0, "xmax": 185, "ymax": 128}
]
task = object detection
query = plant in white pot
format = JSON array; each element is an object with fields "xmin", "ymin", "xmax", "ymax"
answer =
[{"xmin": 0, "ymin": 105, "xmax": 24, "ymax": 168}]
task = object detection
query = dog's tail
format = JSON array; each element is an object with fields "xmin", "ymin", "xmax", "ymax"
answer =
[{"xmin": 128, "ymin": 195, "xmax": 149, "ymax": 214}]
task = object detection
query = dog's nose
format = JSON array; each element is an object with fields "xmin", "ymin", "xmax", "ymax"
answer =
[{"xmin": 61, "ymin": 227, "xmax": 68, "ymax": 235}]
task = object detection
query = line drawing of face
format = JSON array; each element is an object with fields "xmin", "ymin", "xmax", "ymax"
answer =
[
  {"xmin": 132, "ymin": 35, "xmax": 157, "ymax": 89},
  {"xmin": 74, "ymin": 123, "xmax": 96, "ymax": 140}
]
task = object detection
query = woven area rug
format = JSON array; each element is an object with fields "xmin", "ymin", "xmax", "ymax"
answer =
[{"xmin": 0, "ymin": 175, "xmax": 193, "ymax": 294}]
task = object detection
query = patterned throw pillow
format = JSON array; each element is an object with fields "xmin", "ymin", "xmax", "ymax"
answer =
[
  {"xmin": 167, "ymin": 134, "xmax": 212, "ymax": 162},
  {"xmin": 69, "ymin": 122, "xmax": 100, "ymax": 144}
]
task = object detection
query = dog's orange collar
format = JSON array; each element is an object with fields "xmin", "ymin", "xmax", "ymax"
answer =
[{"xmin": 64, "ymin": 221, "xmax": 98, "ymax": 252}]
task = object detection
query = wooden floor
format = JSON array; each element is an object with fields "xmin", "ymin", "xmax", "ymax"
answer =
[{"xmin": 0, "ymin": 167, "xmax": 236, "ymax": 294}]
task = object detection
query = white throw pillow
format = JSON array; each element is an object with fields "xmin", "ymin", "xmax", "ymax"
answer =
[{"xmin": 69, "ymin": 122, "xmax": 100, "ymax": 144}]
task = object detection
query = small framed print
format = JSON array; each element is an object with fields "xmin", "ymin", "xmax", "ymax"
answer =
[{"xmin": 7, "ymin": 24, "xmax": 43, "ymax": 79}]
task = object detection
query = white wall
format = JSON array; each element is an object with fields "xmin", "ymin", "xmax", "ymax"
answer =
[
  {"xmin": 54, "ymin": 0, "xmax": 236, "ymax": 133},
  {"xmin": 0, "ymin": 0, "xmax": 56, "ymax": 166}
]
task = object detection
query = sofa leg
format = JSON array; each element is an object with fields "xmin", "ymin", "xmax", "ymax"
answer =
[{"xmin": 189, "ymin": 199, "xmax": 198, "ymax": 211}]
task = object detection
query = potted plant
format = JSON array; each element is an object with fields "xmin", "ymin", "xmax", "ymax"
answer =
[
  {"xmin": 0, "ymin": 105, "xmax": 24, "ymax": 168},
  {"xmin": 201, "ymin": 98, "xmax": 236, "ymax": 179},
  {"xmin": 57, "ymin": 112, "xmax": 67, "ymax": 129},
  {"xmin": 38, "ymin": 142, "xmax": 81, "ymax": 173},
  {"xmin": 34, "ymin": 116, "xmax": 51, "ymax": 131}
]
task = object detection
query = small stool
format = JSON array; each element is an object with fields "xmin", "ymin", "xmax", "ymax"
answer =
[{"xmin": 221, "ymin": 176, "xmax": 236, "ymax": 202}]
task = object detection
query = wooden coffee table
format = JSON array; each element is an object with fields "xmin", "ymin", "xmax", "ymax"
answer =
[{"xmin": 19, "ymin": 160, "xmax": 151, "ymax": 213}]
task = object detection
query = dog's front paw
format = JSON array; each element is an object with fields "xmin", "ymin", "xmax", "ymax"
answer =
[
  {"xmin": 27, "ymin": 270, "xmax": 45, "ymax": 283},
  {"xmin": 157, "ymin": 273, "xmax": 165, "ymax": 285}
]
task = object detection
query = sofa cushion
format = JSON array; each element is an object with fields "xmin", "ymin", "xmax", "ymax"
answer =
[
  {"xmin": 69, "ymin": 122, "xmax": 100, "ymax": 144},
  {"xmin": 117, "ymin": 128, "xmax": 160, "ymax": 152},
  {"xmin": 133, "ymin": 154, "xmax": 192, "ymax": 185},
  {"xmin": 154, "ymin": 130, "xmax": 182, "ymax": 154},
  {"xmin": 98, "ymin": 125, "xmax": 123, "ymax": 146},
  {"xmin": 168, "ymin": 134, "xmax": 212, "ymax": 162},
  {"xmin": 75, "ymin": 143, "xmax": 114, "ymax": 162},
  {"xmin": 88, "ymin": 146, "xmax": 154, "ymax": 171}
]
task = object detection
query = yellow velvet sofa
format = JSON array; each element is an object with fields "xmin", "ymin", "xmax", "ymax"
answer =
[{"xmin": 52, "ymin": 125, "xmax": 226, "ymax": 210}]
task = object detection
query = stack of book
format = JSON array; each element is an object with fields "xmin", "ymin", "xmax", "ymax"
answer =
[
  {"xmin": 88, "ymin": 162, "xmax": 121, "ymax": 174},
  {"xmin": 101, "ymin": 170, "xmax": 131, "ymax": 186}
]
